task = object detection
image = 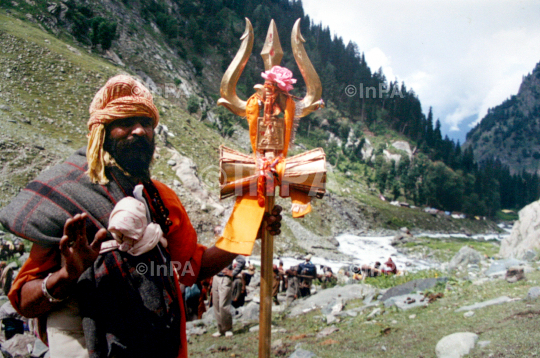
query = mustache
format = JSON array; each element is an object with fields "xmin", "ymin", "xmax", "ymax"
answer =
[{"xmin": 116, "ymin": 135, "xmax": 153, "ymax": 151}]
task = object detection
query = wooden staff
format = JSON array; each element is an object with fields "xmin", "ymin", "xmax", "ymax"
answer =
[{"xmin": 259, "ymin": 189, "xmax": 275, "ymax": 357}]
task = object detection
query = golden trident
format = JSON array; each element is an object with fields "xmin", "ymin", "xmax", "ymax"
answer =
[{"xmin": 216, "ymin": 18, "xmax": 326, "ymax": 358}]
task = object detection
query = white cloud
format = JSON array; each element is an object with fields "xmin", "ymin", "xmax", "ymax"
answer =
[
  {"xmin": 364, "ymin": 47, "xmax": 396, "ymax": 82},
  {"xmin": 302, "ymin": 0, "xmax": 540, "ymax": 141}
]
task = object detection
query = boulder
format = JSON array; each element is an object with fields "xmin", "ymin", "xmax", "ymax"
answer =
[
  {"xmin": 448, "ymin": 246, "xmax": 483, "ymax": 271},
  {"xmin": 242, "ymin": 302, "xmax": 260, "ymax": 322},
  {"xmin": 527, "ymin": 287, "xmax": 540, "ymax": 300},
  {"xmin": 380, "ymin": 278, "xmax": 447, "ymax": 302},
  {"xmin": 435, "ymin": 332, "xmax": 478, "ymax": 358},
  {"xmin": 500, "ymin": 200, "xmax": 540, "ymax": 259}
]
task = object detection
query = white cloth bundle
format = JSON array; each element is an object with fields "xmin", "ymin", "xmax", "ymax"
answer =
[{"xmin": 107, "ymin": 193, "xmax": 167, "ymax": 256}]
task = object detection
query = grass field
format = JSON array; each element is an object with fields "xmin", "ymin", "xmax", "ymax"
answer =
[{"xmin": 188, "ymin": 269, "xmax": 540, "ymax": 358}]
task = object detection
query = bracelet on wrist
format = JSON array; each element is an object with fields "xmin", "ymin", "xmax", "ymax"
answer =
[{"xmin": 41, "ymin": 273, "xmax": 66, "ymax": 303}]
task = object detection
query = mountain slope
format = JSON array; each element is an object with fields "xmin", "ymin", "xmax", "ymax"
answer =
[
  {"xmin": 0, "ymin": 6, "xmax": 501, "ymax": 252},
  {"xmin": 465, "ymin": 61, "xmax": 540, "ymax": 175}
]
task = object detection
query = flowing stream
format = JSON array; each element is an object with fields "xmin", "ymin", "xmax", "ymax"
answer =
[{"xmin": 248, "ymin": 224, "xmax": 512, "ymax": 274}]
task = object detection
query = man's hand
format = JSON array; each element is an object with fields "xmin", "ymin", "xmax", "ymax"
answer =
[
  {"xmin": 59, "ymin": 213, "xmax": 108, "ymax": 281},
  {"xmin": 262, "ymin": 205, "xmax": 282, "ymax": 237},
  {"xmin": 222, "ymin": 267, "xmax": 234, "ymax": 278}
]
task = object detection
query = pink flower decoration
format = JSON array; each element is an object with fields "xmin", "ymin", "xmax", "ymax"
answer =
[{"xmin": 261, "ymin": 66, "xmax": 297, "ymax": 92}]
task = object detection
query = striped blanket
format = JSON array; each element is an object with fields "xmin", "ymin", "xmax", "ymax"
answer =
[{"xmin": 0, "ymin": 147, "xmax": 135, "ymax": 246}]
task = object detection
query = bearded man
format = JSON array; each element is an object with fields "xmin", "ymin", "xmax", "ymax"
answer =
[{"xmin": 0, "ymin": 75, "xmax": 281, "ymax": 358}]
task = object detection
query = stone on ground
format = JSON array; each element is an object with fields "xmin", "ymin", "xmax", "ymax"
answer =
[
  {"xmin": 288, "ymin": 284, "xmax": 375, "ymax": 317},
  {"xmin": 289, "ymin": 348, "xmax": 317, "ymax": 358},
  {"xmin": 317, "ymin": 326, "xmax": 339, "ymax": 338},
  {"xmin": 455, "ymin": 296, "xmax": 513, "ymax": 312},
  {"xmin": 477, "ymin": 340, "xmax": 491, "ymax": 348},
  {"xmin": 384, "ymin": 293, "xmax": 427, "ymax": 310},
  {"xmin": 448, "ymin": 246, "xmax": 483, "ymax": 271},
  {"xmin": 435, "ymin": 332, "xmax": 478, "ymax": 358},
  {"xmin": 527, "ymin": 287, "xmax": 540, "ymax": 300},
  {"xmin": 242, "ymin": 302, "xmax": 260, "ymax": 322},
  {"xmin": 380, "ymin": 278, "xmax": 447, "ymax": 302}
]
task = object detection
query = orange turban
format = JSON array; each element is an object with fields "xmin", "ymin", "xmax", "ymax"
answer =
[{"xmin": 86, "ymin": 75, "xmax": 159, "ymax": 184}]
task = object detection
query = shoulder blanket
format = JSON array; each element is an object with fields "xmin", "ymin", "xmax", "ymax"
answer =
[{"xmin": 0, "ymin": 148, "xmax": 135, "ymax": 246}]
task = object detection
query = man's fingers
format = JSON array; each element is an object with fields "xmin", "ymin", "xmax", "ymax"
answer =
[
  {"xmin": 265, "ymin": 214, "xmax": 282, "ymax": 225},
  {"xmin": 59, "ymin": 235, "xmax": 72, "ymax": 258},
  {"xmin": 71, "ymin": 213, "xmax": 88, "ymax": 248},
  {"xmin": 63, "ymin": 217, "xmax": 75, "ymax": 240},
  {"xmin": 90, "ymin": 229, "xmax": 109, "ymax": 252},
  {"xmin": 271, "ymin": 205, "xmax": 282, "ymax": 216}
]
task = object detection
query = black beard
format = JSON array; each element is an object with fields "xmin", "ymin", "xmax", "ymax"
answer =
[{"xmin": 103, "ymin": 134, "xmax": 155, "ymax": 181}]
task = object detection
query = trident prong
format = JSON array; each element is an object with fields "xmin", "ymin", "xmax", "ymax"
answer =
[
  {"xmin": 291, "ymin": 19, "xmax": 323, "ymax": 117},
  {"xmin": 217, "ymin": 18, "xmax": 254, "ymax": 117},
  {"xmin": 260, "ymin": 20, "xmax": 284, "ymax": 71},
  {"xmin": 218, "ymin": 18, "xmax": 323, "ymax": 118}
]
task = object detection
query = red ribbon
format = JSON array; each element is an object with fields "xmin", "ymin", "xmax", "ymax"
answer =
[{"xmin": 257, "ymin": 157, "xmax": 280, "ymax": 207}]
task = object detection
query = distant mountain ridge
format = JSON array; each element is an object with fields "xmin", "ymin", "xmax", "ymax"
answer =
[{"xmin": 465, "ymin": 61, "xmax": 540, "ymax": 175}]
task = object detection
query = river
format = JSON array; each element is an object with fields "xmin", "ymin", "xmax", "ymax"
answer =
[{"xmin": 248, "ymin": 223, "xmax": 512, "ymax": 274}]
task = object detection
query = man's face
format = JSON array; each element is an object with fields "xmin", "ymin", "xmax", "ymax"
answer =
[{"xmin": 103, "ymin": 117, "xmax": 155, "ymax": 181}]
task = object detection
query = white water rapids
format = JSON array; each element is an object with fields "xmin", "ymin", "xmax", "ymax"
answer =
[{"xmin": 248, "ymin": 224, "xmax": 512, "ymax": 274}]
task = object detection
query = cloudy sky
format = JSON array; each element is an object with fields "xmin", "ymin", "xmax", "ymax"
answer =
[{"xmin": 302, "ymin": 0, "xmax": 540, "ymax": 143}]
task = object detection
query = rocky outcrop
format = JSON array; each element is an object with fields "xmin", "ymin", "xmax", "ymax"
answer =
[
  {"xmin": 167, "ymin": 148, "xmax": 225, "ymax": 217},
  {"xmin": 383, "ymin": 149, "xmax": 401, "ymax": 164},
  {"xmin": 500, "ymin": 200, "xmax": 540, "ymax": 259},
  {"xmin": 360, "ymin": 138, "xmax": 374, "ymax": 161},
  {"xmin": 391, "ymin": 141, "xmax": 413, "ymax": 159}
]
